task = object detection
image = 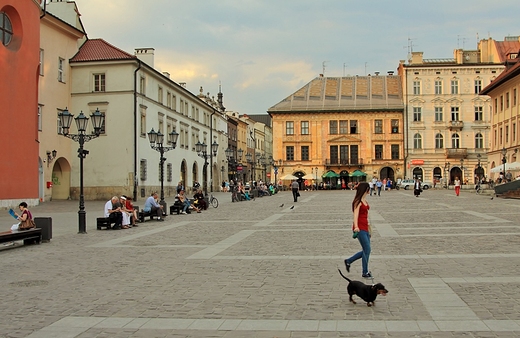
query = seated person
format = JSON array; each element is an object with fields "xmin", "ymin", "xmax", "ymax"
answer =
[
  {"xmin": 143, "ymin": 192, "xmax": 164, "ymax": 221},
  {"xmin": 177, "ymin": 190, "xmax": 201, "ymax": 214},
  {"xmin": 123, "ymin": 195, "xmax": 138, "ymax": 225},
  {"xmin": 239, "ymin": 184, "xmax": 250, "ymax": 201},
  {"xmin": 119, "ymin": 196, "xmax": 134, "ymax": 227},
  {"xmin": 104, "ymin": 196, "xmax": 123, "ymax": 230},
  {"xmin": 193, "ymin": 189, "xmax": 207, "ymax": 210}
]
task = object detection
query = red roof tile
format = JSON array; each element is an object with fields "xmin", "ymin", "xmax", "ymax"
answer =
[
  {"xmin": 70, "ymin": 38, "xmax": 136, "ymax": 62},
  {"xmin": 494, "ymin": 40, "xmax": 520, "ymax": 62}
]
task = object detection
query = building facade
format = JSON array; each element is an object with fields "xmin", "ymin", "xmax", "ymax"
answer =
[
  {"xmin": 0, "ymin": 0, "xmax": 41, "ymax": 207},
  {"xmin": 268, "ymin": 74, "xmax": 405, "ymax": 188},
  {"xmin": 398, "ymin": 38, "xmax": 519, "ymax": 185}
]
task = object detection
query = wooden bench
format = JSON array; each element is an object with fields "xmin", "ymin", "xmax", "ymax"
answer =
[
  {"xmin": 96, "ymin": 217, "xmax": 113, "ymax": 230},
  {"xmin": 0, "ymin": 228, "xmax": 42, "ymax": 246}
]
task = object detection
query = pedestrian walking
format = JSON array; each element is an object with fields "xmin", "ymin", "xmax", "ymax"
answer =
[
  {"xmin": 413, "ymin": 178, "xmax": 422, "ymax": 197},
  {"xmin": 454, "ymin": 177, "xmax": 461, "ymax": 196},
  {"xmin": 291, "ymin": 179, "xmax": 300, "ymax": 202},
  {"xmin": 375, "ymin": 179, "xmax": 382, "ymax": 196},
  {"xmin": 368, "ymin": 180, "xmax": 374, "ymax": 196},
  {"xmin": 344, "ymin": 182, "xmax": 373, "ymax": 278}
]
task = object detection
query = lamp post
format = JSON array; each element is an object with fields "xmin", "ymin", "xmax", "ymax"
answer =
[
  {"xmin": 501, "ymin": 147, "xmax": 507, "ymax": 177},
  {"xmin": 225, "ymin": 147, "xmax": 243, "ymax": 182},
  {"xmin": 147, "ymin": 128, "xmax": 179, "ymax": 205},
  {"xmin": 58, "ymin": 108, "xmax": 105, "ymax": 234},
  {"xmin": 196, "ymin": 141, "xmax": 219, "ymax": 196},
  {"xmin": 476, "ymin": 153, "xmax": 482, "ymax": 182},
  {"xmin": 444, "ymin": 161, "xmax": 450, "ymax": 188},
  {"xmin": 460, "ymin": 158, "xmax": 464, "ymax": 184}
]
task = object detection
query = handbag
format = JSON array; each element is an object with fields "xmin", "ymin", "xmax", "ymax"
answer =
[
  {"xmin": 19, "ymin": 218, "xmax": 35, "ymax": 230},
  {"xmin": 296, "ymin": 192, "xmax": 300, "ymax": 197}
]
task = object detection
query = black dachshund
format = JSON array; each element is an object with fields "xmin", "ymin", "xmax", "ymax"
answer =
[{"xmin": 338, "ymin": 269, "xmax": 388, "ymax": 306}]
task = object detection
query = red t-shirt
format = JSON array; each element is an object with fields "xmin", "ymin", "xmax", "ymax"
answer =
[{"xmin": 357, "ymin": 202, "xmax": 370, "ymax": 232}]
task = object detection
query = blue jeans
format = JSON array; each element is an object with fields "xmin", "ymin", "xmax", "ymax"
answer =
[{"xmin": 346, "ymin": 230, "xmax": 371, "ymax": 275}]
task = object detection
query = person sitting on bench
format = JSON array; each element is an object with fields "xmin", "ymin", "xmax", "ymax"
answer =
[
  {"xmin": 193, "ymin": 189, "xmax": 207, "ymax": 210},
  {"xmin": 177, "ymin": 189, "xmax": 201, "ymax": 214},
  {"xmin": 143, "ymin": 192, "xmax": 164, "ymax": 222},
  {"xmin": 104, "ymin": 196, "xmax": 123, "ymax": 230}
]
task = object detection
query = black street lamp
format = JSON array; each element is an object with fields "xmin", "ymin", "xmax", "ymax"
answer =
[
  {"xmin": 58, "ymin": 108, "xmax": 105, "ymax": 234},
  {"xmin": 225, "ymin": 147, "xmax": 243, "ymax": 182},
  {"xmin": 460, "ymin": 158, "xmax": 464, "ymax": 184},
  {"xmin": 444, "ymin": 161, "xmax": 450, "ymax": 188},
  {"xmin": 476, "ymin": 153, "xmax": 482, "ymax": 182},
  {"xmin": 196, "ymin": 141, "xmax": 219, "ymax": 196},
  {"xmin": 501, "ymin": 147, "xmax": 507, "ymax": 176},
  {"xmin": 148, "ymin": 128, "xmax": 179, "ymax": 205}
]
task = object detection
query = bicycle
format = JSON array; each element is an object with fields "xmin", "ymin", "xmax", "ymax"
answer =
[{"xmin": 209, "ymin": 194, "xmax": 219, "ymax": 208}]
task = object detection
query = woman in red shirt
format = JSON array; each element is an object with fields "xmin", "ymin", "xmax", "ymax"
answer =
[{"xmin": 344, "ymin": 182, "xmax": 373, "ymax": 278}]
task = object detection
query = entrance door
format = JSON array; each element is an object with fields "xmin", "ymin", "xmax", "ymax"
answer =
[
  {"xmin": 51, "ymin": 158, "xmax": 71, "ymax": 200},
  {"xmin": 412, "ymin": 167, "xmax": 423, "ymax": 180}
]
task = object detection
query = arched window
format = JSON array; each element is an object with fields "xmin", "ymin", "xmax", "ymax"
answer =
[
  {"xmin": 0, "ymin": 12, "xmax": 13, "ymax": 46},
  {"xmin": 451, "ymin": 133, "xmax": 460, "ymax": 148},
  {"xmin": 475, "ymin": 133, "xmax": 483, "ymax": 149},
  {"xmin": 414, "ymin": 133, "xmax": 422, "ymax": 149},
  {"xmin": 435, "ymin": 133, "xmax": 444, "ymax": 149}
]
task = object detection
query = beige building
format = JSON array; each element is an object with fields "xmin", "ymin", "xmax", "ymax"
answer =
[
  {"xmin": 480, "ymin": 53, "xmax": 520, "ymax": 177},
  {"xmin": 39, "ymin": 1, "xmax": 85, "ymax": 201},
  {"xmin": 268, "ymin": 74, "xmax": 405, "ymax": 188},
  {"xmin": 398, "ymin": 47, "xmax": 506, "ymax": 185}
]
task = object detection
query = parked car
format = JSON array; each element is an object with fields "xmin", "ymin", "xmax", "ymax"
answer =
[{"xmin": 397, "ymin": 179, "xmax": 433, "ymax": 190}]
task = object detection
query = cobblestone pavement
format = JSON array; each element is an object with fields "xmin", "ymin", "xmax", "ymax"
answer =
[{"xmin": 1, "ymin": 189, "xmax": 520, "ymax": 337}]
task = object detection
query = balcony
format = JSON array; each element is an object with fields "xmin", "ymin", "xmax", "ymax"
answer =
[
  {"xmin": 445, "ymin": 148, "xmax": 467, "ymax": 159},
  {"xmin": 325, "ymin": 158, "xmax": 364, "ymax": 168},
  {"xmin": 448, "ymin": 120, "xmax": 464, "ymax": 131}
]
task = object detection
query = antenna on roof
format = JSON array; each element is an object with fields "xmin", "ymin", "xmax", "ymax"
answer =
[
  {"xmin": 343, "ymin": 63, "xmax": 348, "ymax": 76},
  {"xmin": 322, "ymin": 61, "xmax": 329, "ymax": 76},
  {"xmin": 364, "ymin": 62, "xmax": 368, "ymax": 75},
  {"xmin": 404, "ymin": 37, "xmax": 415, "ymax": 61}
]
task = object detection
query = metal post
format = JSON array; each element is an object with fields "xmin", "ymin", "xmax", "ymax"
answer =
[
  {"xmin": 78, "ymin": 134, "xmax": 86, "ymax": 234},
  {"xmin": 159, "ymin": 152, "xmax": 165, "ymax": 204}
]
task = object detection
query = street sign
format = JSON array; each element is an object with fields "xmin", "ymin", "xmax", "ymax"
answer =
[{"xmin": 236, "ymin": 166, "xmax": 243, "ymax": 171}]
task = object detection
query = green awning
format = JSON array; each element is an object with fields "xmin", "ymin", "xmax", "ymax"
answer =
[
  {"xmin": 322, "ymin": 171, "xmax": 339, "ymax": 178},
  {"xmin": 349, "ymin": 170, "xmax": 367, "ymax": 177}
]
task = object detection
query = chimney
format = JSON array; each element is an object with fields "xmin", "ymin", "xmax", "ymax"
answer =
[
  {"xmin": 319, "ymin": 74, "xmax": 324, "ymax": 77},
  {"xmin": 387, "ymin": 70, "xmax": 395, "ymax": 76},
  {"xmin": 162, "ymin": 72, "xmax": 170, "ymax": 79},
  {"xmin": 375, "ymin": 71, "xmax": 380, "ymax": 76},
  {"xmin": 134, "ymin": 48, "xmax": 155, "ymax": 67},
  {"xmin": 179, "ymin": 82, "xmax": 186, "ymax": 88},
  {"xmin": 410, "ymin": 52, "xmax": 423, "ymax": 65}
]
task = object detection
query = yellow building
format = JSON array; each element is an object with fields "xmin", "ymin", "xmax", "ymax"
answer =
[{"xmin": 268, "ymin": 74, "xmax": 404, "ymax": 188}]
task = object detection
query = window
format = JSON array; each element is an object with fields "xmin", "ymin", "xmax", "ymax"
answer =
[
  {"xmin": 506, "ymin": 125, "xmax": 509, "ymax": 143},
  {"xmin": 166, "ymin": 92, "xmax": 171, "ymax": 108},
  {"xmin": 434, "ymin": 80, "xmax": 442, "ymax": 95},
  {"xmin": 435, "ymin": 107, "xmax": 443, "ymax": 121},
  {"xmin": 391, "ymin": 119, "xmax": 399, "ymax": 133},
  {"xmin": 286, "ymin": 146, "xmax": 294, "ymax": 161},
  {"xmin": 172, "ymin": 94, "xmax": 177, "ymax": 111},
  {"xmin": 38, "ymin": 105, "xmax": 43, "ymax": 131},
  {"xmin": 0, "ymin": 12, "xmax": 13, "ymax": 46},
  {"xmin": 451, "ymin": 133, "xmax": 460, "ymax": 148},
  {"xmin": 413, "ymin": 133, "xmax": 422, "ymax": 149},
  {"xmin": 330, "ymin": 145, "xmax": 338, "ymax": 164},
  {"xmin": 500, "ymin": 95, "xmax": 504, "ymax": 111},
  {"xmin": 350, "ymin": 120, "xmax": 358, "ymax": 134},
  {"xmin": 58, "ymin": 58, "xmax": 65, "ymax": 82},
  {"xmin": 494, "ymin": 98, "xmax": 498, "ymax": 114},
  {"xmin": 39, "ymin": 49, "xmax": 44, "ymax": 76},
  {"xmin": 139, "ymin": 76, "xmax": 146, "ymax": 94},
  {"xmin": 301, "ymin": 121, "xmax": 309, "ymax": 135},
  {"xmin": 413, "ymin": 107, "xmax": 422, "ymax": 122},
  {"xmin": 180, "ymin": 99, "xmax": 184, "ymax": 114},
  {"xmin": 451, "ymin": 79, "xmax": 459, "ymax": 94},
  {"xmin": 301, "ymin": 146, "xmax": 309, "ymax": 161},
  {"xmin": 158, "ymin": 87, "xmax": 163, "ymax": 104},
  {"xmin": 506, "ymin": 92, "xmax": 510, "ymax": 108},
  {"xmin": 340, "ymin": 145, "xmax": 349, "ymax": 163},
  {"xmin": 474, "ymin": 79, "xmax": 482, "ymax": 94},
  {"xmin": 374, "ymin": 120, "xmax": 383, "ymax": 134},
  {"xmin": 140, "ymin": 159, "xmax": 147, "ymax": 181},
  {"xmin": 475, "ymin": 133, "xmax": 483, "ymax": 149},
  {"xmin": 474, "ymin": 106, "xmax": 483, "ymax": 121},
  {"xmin": 286, "ymin": 121, "xmax": 294, "ymax": 135},
  {"xmin": 375, "ymin": 145, "xmax": 383, "ymax": 159},
  {"xmin": 513, "ymin": 123, "xmax": 516, "ymax": 141},
  {"xmin": 499, "ymin": 127, "xmax": 503, "ymax": 144},
  {"xmin": 140, "ymin": 107, "xmax": 146, "ymax": 137},
  {"xmin": 329, "ymin": 120, "xmax": 337, "ymax": 134},
  {"xmin": 350, "ymin": 145, "xmax": 359, "ymax": 164},
  {"xmin": 413, "ymin": 80, "xmax": 421, "ymax": 95},
  {"xmin": 339, "ymin": 120, "xmax": 348, "ymax": 134},
  {"xmin": 514, "ymin": 88, "xmax": 517, "ymax": 106},
  {"xmin": 435, "ymin": 133, "xmax": 444, "ymax": 149},
  {"xmin": 93, "ymin": 73, "xmax": 105, "ymax": 92},
  {"xmin": 391, "ymin": 145, "xmax": 399, "ymax": 159},
  {"xmin": 167, "ymin": 163, "xmax": 172, "ymax": 182},
  {"xmin": 451, "ymin": 107, "xmax": 459, "ymax": 121}
]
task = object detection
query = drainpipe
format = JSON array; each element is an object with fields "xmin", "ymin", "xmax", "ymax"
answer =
[{"xmin": 133, "ymin": 59, "xmax": 142, "ymax": 201}]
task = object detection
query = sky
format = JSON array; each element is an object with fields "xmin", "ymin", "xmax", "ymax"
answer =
[{"xmin": 73, "ymin": 0, "xmax": 520, "ymax": 115}]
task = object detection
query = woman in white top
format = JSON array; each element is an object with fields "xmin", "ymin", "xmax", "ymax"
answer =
[{"xmin": 454, "ymin": 177, "xmax": 461, "ymax": 196}]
